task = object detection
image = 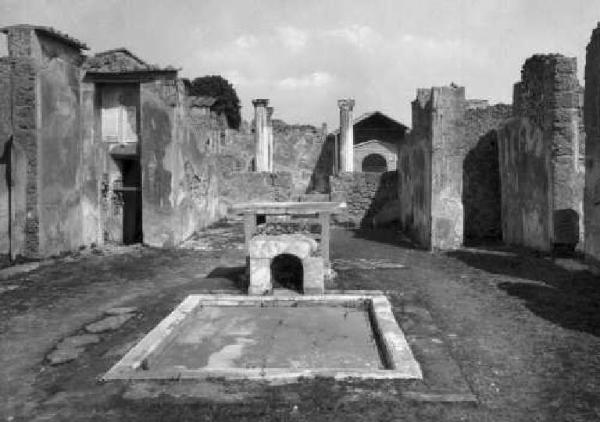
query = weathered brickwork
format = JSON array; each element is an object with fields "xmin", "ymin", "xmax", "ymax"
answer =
[
  {"xmin": 397, "ymin": 89, "xmax": 434, "ymax": 247},
  {"xmin": 584, "ymin": 24, "xmax": 600, "ymax": 265},
  {"xmin": 330, "ymin": 171, "xmax": 397, "ymax": 227},
  {"xmin": 499, "ymin": 54, "xmax": 584, "ymax": 252},
  {"xmin": 218, "ymin": 121, "xmax": 329, "ymax": 201},
  {"xmin": 219, "ymin": 171, "xmax": 293, "ymax": 208},
  {"xmin": 6, "ymin": 27, "xmax": 33, "ymax": 57},
  {"xmin": 13, "ymin": 58, "xmax": 39, "ymax": 257}
]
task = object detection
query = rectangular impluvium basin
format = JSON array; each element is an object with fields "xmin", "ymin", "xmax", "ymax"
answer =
[{"xmin": 103, "ymin": 292, "xmax": 422, "ymax": 381}]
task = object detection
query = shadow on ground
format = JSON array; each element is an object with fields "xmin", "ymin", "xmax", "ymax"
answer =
[
  {"xmin": 448, "ymin": 248, "xmax": 600, "ymax": 337},
  {"xmin": 349, "ymin": 226, "xmax": 421, "ymax": 250}
]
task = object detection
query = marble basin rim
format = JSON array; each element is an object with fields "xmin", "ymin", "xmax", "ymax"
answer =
[{"xmin": 102, "ymin": 291, "xmax": 422, "ymax": 382}]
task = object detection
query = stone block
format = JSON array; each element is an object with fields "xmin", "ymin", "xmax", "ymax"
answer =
[
  {"xmin": 249, "ymin": 257, "xmax": 272, "ymax": 295},
  {"xmin": 303, "ymin": 256, "xmax": 324, "ymax": 294},
  {"xmin": 249, "ymin": 234, "xmax": 318, "ymax": 259}
]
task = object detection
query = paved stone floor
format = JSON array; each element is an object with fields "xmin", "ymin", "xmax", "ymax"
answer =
[{"xmin": 1, "ymin": 222, "xmax": 599, "ymax": 421}]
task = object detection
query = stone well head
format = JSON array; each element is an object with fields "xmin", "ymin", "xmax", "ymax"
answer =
[{"xmin": 248, "ymin": 234, "xmax": 324, "ymax": 295}]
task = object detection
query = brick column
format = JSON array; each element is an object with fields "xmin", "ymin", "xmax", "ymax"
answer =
[
  {"xmin": 252, "ymin": 99, "xmax": 269, "ymax": 172},
  {"xmin": 338, "ymin": 99, "xmax": 355, "ymax": 172}
]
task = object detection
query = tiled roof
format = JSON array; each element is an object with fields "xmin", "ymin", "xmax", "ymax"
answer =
[
  {"xmin": 0, "ymin": 24, "xmax": 89, "ymax": 50},
  {"xmin": 84, "ymin": 48, "xmax": 177, "ymax": 73},
  {"xmin": 332, "ymin": 111, "xmax": 408, "ymax": 134}
]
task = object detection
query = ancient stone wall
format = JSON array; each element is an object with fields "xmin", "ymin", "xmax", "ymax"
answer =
[
  {"xmin": 398, "ymin": 86, "xmax": 465, "ymax": 249},
  {"xmin": 220, "ymin": 120, "xmax": 328, "ymax": 197},
  {"xmin": 399, "ymin": 86, "xmax": 511, "ymax": 249},
  {"xmin": 498, "ymin": 118, "xmax": 552, "ymax": 250},
  {"xmin": 585, "ymin": 24, "xmax": 600, "ymax": 265},
  {"xmin": 37, "ymin": 33, "xmax": 85, "ymax": 256},
  {"xmin": 330, "ymin": 171, "xmax": 397, "ymax": 227},
  {"xmin": 140, "ymin": 78, "xmax": 221, "ymax": 247},
  {"xmin": 499, "ymin": 54, "xmax": 584, "ymax": 252},
  {"xmin": 398, "ymin": 88, "xmax": 435, "ymax": 248},
  {"xmin": 1, "ymin": 27, "xmax": 41, "ymax": 259},
  {"xmin": 463, "ymin": 105, "xmax": 512, "ymax": 242},
  {"xmin": 0, "ymin": 58, "xmax": 11, "ymax": 258},
  {"xmin": 429, "ymin": 86, "xmax": 466, "ymax": 250},
  {"xmin": 397, "ymin": 129, "xmax": 431, "ymax": 248},
  {"xmin": 218, "ymin": 170, "xmax": 293, "ymax": 209},
  {"xmin": 78, "ymin": 80, "xmax": 101, "ymax": 247}
]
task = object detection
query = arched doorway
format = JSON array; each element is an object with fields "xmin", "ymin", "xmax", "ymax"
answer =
[{"xmin": 362, "ymin": 154, "xmax": 388, "ymax": 172}]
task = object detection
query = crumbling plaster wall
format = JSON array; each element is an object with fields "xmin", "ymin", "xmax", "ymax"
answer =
[
  {"xmin": 398, "ymin": 86, "xmax": 466, "ymax": 250},
  {"xmin": 397, "ymin": 89, "xmax": 432, "ymax": 248},
  {"xmin": 399, "ymin": 86, "xmax": 511, "ymax": 249},
  {"xmin": 141, "ymin": 78, "xmax": 220, "ymax": 247},
  {"xmin": 1, "ymin": 27, "xmax": 56, "ymax": 259},
  {"xmin": 429, "ymin": 86, "xmax": 466, "ymax": 250},
  {"xmin": 499, "ymin": 54, "xmax": 584, "ymax": 252},
  {"xmin": 498, "ymin": 118, "xmax": 552, "ymax": 250},
  {"xmin": 463, "ymin": 105, "xmax": 512, "ymax": 242},
  {"xmin": 37, "ymin": 33, "xmax": 85, "ymax": 256},
  {"xmin": 0, "ymin": 58, "xmax": 11, "ymax": 257},
  {"xmin": 584, "ymin": 24, "xmax": 600, "ymax": 265}
]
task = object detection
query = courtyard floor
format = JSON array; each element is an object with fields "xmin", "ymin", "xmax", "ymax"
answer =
[{"xmin": 1, "ymin": 222, "xmax": 599, "ymax": 421}]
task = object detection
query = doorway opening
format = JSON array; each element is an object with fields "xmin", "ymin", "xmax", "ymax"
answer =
[{"xmin": 114, "ymin": 158, "xmax": 142, "ymax": 244}]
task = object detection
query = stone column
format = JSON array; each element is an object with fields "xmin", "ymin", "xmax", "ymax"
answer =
[
  {"xmin": 338, "ymin": 99, "xmax": 355, "ymax": 172},
  {"xmin": 266, "ymin": 106, "xmax": 274, "ymax": 172},
  {"xmin": 252, "ymin": 99, "xmax": 269, "ymax": 172}
]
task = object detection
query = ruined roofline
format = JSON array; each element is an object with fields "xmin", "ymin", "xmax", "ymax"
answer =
[
  {"xmin": 413, "ymin": 84, "xmax": 465, "ymax": 108},
  {"xmin": 92, "ymin": 47, "xmax": 149, "ymax": 65},
  {"xmin": 83, "ymin": 46, "xmax": 180, "ymax": 74},
  {"xmin": 0, "ymin": 24, "xmax": 89, "ymax": 50},
  {"xmin": 523, "ymin": 53, "xmax": 577, "ymax": 64},
  {"xmin": 413, "ymin": 85, "xmax": 509, "ymax": 110},
  {"xmin": 332, "ymin": 110, "xmax": 408, "ymax": 135}
]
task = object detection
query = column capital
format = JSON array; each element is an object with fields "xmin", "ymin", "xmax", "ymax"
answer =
[
  {"xmin": 338, "ymin": 99, "xmax": 355, "ymax": 111},
  {"xmin": 252, "ymin": 98, "xmax": 269, "ymax": 107}
]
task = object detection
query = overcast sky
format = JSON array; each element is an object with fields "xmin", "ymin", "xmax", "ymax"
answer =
[{"xmin": 2, "ymin": 0, "xmax": 599, "ymax": 128}]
